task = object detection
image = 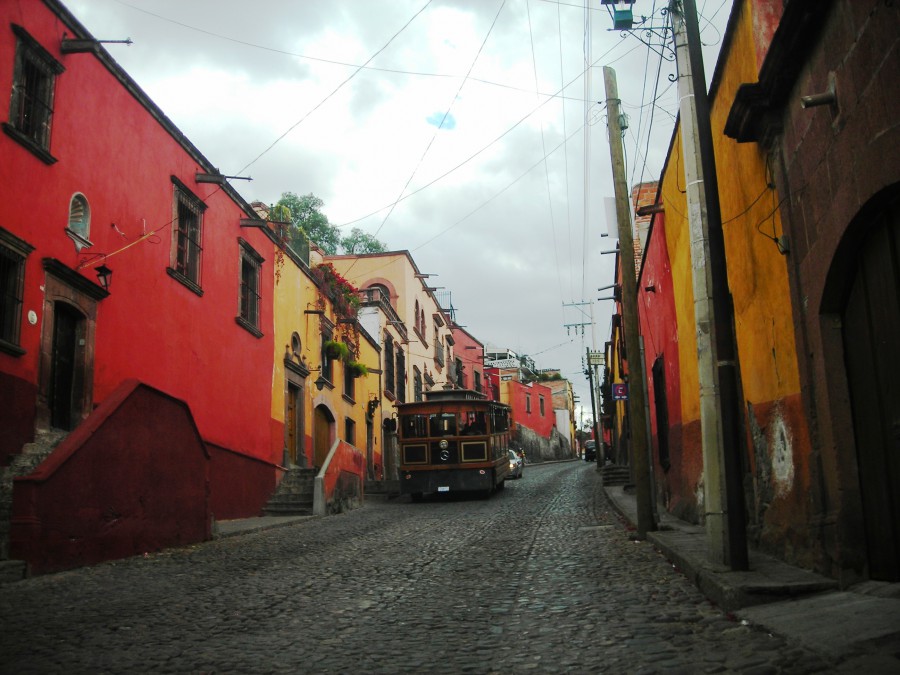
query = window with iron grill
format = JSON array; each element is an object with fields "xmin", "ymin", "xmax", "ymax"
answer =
[
  {"xmin": 168, "ymin": 178, "xmax": 206, "ymax": 293},
  {"xmin": 5, "ymin": 26, "xmax": 63, "ymax": 160},
  {"xmin": 343, "ymin": 343, "xmax": 356, "ymax": 401},
  {"xmin": 384, "ymin": 334, "xmax": 395, "ymax": 396},
  {"xmin": 396, "ymin": 349, "xmax": 406, "ymax": 403},
  {"xmin": 0, "ymin": 228, "xmax": 33, "ymax": 354},
  {"xmin": 237, "ymin": 239, "xmax": 263, "ymax": 336},
  {"xmin": 413, "ymin": 367, "xmax": 423, "ymax": 402}
]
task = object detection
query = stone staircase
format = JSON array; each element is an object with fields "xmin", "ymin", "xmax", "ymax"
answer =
[
  {"xmin": 263, "ymin": 468, "xmax": 317, "ymax": 516},
  {"xmin": 600, "ymin": 463, "xmax": 632, "ymax": 487},
  {"xmin": 0, "ymin": 429, "xmax": 67, "ymax": 581}
]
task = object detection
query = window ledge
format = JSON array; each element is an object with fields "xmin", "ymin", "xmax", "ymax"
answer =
[
  {"xmin": 166, "ymin": 267, "xmax": 203, "ymax": 296},
  {"xmin": 235, "ymin": 316, "xmax": 263, "ymax": 338},
  {"xmin": 2, "ymin": 123, "xmax": 57, "ymax": 165},
  {"xmin": 0, "ymin": 339, "xmax": 26, "ymax": 357},
  {"xmin": 342, "ymin": 393, "xmax": 356, "ymax": 405}
]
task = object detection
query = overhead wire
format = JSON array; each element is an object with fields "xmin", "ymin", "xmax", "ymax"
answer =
[
  {"xmin": 526, "ymin": 0, "xmax": 565, "ymax": 307},
  {"xmin": 556, "ymin": 0, "xmax": 575, "ymax": 303},
  {"xmin": 235, "ymin": 0, "xmax": 435, "ymax": 177},
  {"xmin": 334, "ymin": 39, "xmax": 639, "ymax": 230},
  {"xmin": 371, "ymin": 0, "xmax": 506, "ymax": 241}
]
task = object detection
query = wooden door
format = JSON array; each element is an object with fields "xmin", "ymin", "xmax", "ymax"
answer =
[
  {"xmin": 50, "ymin": 302, "xmax": 83, "ymax": 430},
  {"xmin": 314, "ymin": 405, "xmax": 333, "ymax": 469},
  {"xmin": 286, "ymin": 382, "xmax": 301, "ymax": 465},
  {"xmin": 842, "ymin": 197, "xmax": 900, "ymax": 581}
]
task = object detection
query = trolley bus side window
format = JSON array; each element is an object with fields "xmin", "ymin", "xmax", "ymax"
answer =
[
  {"xmin": 461, "ymin": 411, "xmax": 486, "ymax": 435},
  {"xmin": 490, "ymin": 406, "xmax": 510, "ymax": 433}
]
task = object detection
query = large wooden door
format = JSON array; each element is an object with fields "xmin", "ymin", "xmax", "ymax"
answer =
[
  {"xmin": 286, "ymin": 382, "xmax": 301, "ymax": 465},
  {"xmin": 313, "ymin": 405, "xmax": 334, "ymax": 469},
  {"xmin": 842, "ymin": 197, "xmax": 900, "ymax": 581},
  {"xmin": 50, "ymin": 302, "xmax": 84, "ymax": 430}
]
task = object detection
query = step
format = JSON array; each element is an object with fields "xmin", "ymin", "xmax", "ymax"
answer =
[
  {"xmin": 0, "ymin": 559, "xmax": 26, "ymax": 584},
  {"xmin": 263, "ymin": 503, "xmax": 314, "ymax": 516}
]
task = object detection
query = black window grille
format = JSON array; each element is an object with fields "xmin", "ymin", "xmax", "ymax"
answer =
[
  {"xmin": 0, "ymin": 247, "xmax": 25, "ymax": 346},
  {"xmin": 413, "ymin": 367, "xmax": 423, "ymax": 402},
  {"xmin": 174, "ymin": 193, "xmax": 203, "ymax": 285},
  {"xmin": 7, "ymin": 26, "xmax": 63, "ymax": 153},
  {"xmin": 238, "ymin": 239, "xmax": 263, "ymax": 334},
  {"xmin": 0, "ymin": 228, "xmax": 33, "ymax": 353},
  {"xmin": 396, "ymin": 349, "xmax": 406, "ymax": 403},
  {"xmin": 385, "ymin": 334, "xmax": 395, "ymax": 395}
]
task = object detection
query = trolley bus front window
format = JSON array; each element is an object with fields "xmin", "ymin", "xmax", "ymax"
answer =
[{"xmin": 401, "ymin": 414, "xmax": 429, "ymax": 439}]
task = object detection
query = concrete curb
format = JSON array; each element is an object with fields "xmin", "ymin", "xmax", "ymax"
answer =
[{"xmin": 213, "ymin": 515, "xmax": 317, "ymax": 539}]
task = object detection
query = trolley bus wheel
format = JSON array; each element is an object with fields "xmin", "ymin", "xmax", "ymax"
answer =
[
  {"xmin": 410, "ymin": 492, "xmax": 423, "ymax": 502},
  {"xmin": 496, "ymin": 479, "xmax": 505, "ymax": 491}
]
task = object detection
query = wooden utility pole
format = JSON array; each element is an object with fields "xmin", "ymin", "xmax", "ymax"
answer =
[
  {"xmin": 602, "ymin": 66, "xmax": 655, "ymax": 537},
  {"xmin": 670, "ymin": 0, "xmax": 747, "ymax": 569}
]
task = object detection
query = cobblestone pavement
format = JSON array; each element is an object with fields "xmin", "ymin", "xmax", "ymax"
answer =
[{"xmin": 0, "ymin": 462, "xmax": 834, "ymax": 674}]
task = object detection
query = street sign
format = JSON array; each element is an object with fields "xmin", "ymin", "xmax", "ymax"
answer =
[
  {"xmin": 588, "ymin": 351, "xmax": 605, "ymax": 366},
  {"xmin": 612, "ymin": 383, "xmax": 628, "ymax": 400}
]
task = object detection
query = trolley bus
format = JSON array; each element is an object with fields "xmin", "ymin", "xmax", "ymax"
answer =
[{"xmin": 397, "ymin": 389, "xmax": 512, "ymax": 500}]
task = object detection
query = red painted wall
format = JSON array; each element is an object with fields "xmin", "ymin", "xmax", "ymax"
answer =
[
  {"xmin": 0, "ymin": 1, "xmax": 276, "ymax": 471},
  {"xmin": 10, "ymin": 381, "xmax": 210, "ymax": 575},
  {"xmin": 507, "ymin": 380, "xmax": 555, "ymax": 438},
  {"xmin": 451, "ymin": 326, "xmax": 484, "ymax": 393},
  {"xmin": 637, "ymin": 215, "xmax": 702, "ymax": 521},
  {"xmin": 208, "ymin": 444, "xmax": 283, "ymax": 521}
]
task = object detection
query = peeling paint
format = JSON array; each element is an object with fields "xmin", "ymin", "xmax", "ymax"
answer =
[
  {"xmin": 769, "ymin": 411, "xmax": 794, "ymax": 497},
  {"xmin": 695, "ymin": 474, "xmax": 705, "ymax": 513}
]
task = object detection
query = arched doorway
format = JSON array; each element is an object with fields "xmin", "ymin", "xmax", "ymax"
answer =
[
  {"xmin": 840, "ymin": 192, "xmax": 900, "ymax": 581},
  {"xmin": 313, "ymin": 404, "xmax": 335, "ymax": 470}
]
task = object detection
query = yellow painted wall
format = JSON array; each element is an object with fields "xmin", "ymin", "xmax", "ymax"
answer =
[
  {"xmin": 660, "ymin": 0, "xmax": 801, "ymax": 424},
  {"xmin": 270, "ymin": 253, "xmax": 320, "ymax": 426}
]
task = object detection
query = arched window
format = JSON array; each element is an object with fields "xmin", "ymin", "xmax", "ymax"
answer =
[{"xmin": 66, "ymin": 193, "xmax": 92, "ymax": 251}]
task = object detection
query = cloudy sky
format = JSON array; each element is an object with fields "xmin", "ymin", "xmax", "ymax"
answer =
[{"xmin": 67, "ymin": 0, "xmax": 731, "ymax": 423}]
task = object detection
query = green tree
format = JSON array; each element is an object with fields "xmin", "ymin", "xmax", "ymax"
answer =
[
  {"xmin": 341, "ymin": 227, "xmax": 388, "ymax": 255},
  {"xmin": 275, "ymin": 192, "xmax": 341, "ymax": 255}
]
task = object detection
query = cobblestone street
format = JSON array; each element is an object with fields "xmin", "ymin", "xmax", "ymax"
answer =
[{"xmin": 0, "ymin": 462, "xmax": 833, "ymax": 674}]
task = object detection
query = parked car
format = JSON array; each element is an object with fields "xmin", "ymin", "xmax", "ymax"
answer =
[
  {"xmin": 584, "ymin": 440, "xmax": 597, "ymax": 462},
  {"xmin": 508, "ymin": 449, "xmax": 524, "ymax": 479}
]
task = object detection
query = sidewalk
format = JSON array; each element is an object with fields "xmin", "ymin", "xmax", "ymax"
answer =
[{"xmin": 603, "ymin": 481, "xmax": 900, "ymax": 670}]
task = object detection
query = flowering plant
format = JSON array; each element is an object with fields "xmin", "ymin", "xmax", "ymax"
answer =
[{"xmin": 312, "ymin": 263, "xmax": 360, "ymax": 320}]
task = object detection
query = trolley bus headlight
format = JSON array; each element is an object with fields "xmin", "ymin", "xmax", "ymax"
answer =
[{"xmin": 439, "ymin": 439, "xmax": 449, "ymax": 450}]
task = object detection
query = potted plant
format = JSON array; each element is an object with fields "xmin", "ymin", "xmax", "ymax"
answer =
[
  {"xmin": 347, "ymin": 361, "xmax": 368, "ymax": 378},
  {"xmin": 324, "ymin": 340, "xmax": 349, "ymax": 361}
]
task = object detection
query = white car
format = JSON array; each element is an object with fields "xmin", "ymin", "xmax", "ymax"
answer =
[{"xmin": 508, "ymin": 450, "xmax": 524, "ymax": 479}]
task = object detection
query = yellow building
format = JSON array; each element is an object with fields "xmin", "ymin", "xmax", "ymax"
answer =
[
  {"xmin": 327, "ymin": 251, "xmax": 455, "ymax": 478},
  {"xmin": 268, "ymin": 233, "xmax": 382, "ymax": 482},
  {"xmin": 642, "ymin": 0, "xmax": 813, "ymax": 566}
]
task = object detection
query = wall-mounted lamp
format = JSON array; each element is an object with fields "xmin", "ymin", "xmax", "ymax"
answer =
[
  {"xmin": 314, "ymin": 375, "xmax": 329, "ymax": 391},
  {"xmin": 95, "ymin": 264, "xmax": 112, "ymax": 291},
  {"xmin": 367, "ymin": 397, "xmax": 380, "ymax": 418}
]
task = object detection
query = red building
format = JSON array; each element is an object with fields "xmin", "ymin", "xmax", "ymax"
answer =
[
  {"xmin": 1, "ymin": 0, "xmax": 280, "ymax": 571},
  {"xmin": 449, "ymin": 324, "xmax": 484, "ymax": 394}
]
